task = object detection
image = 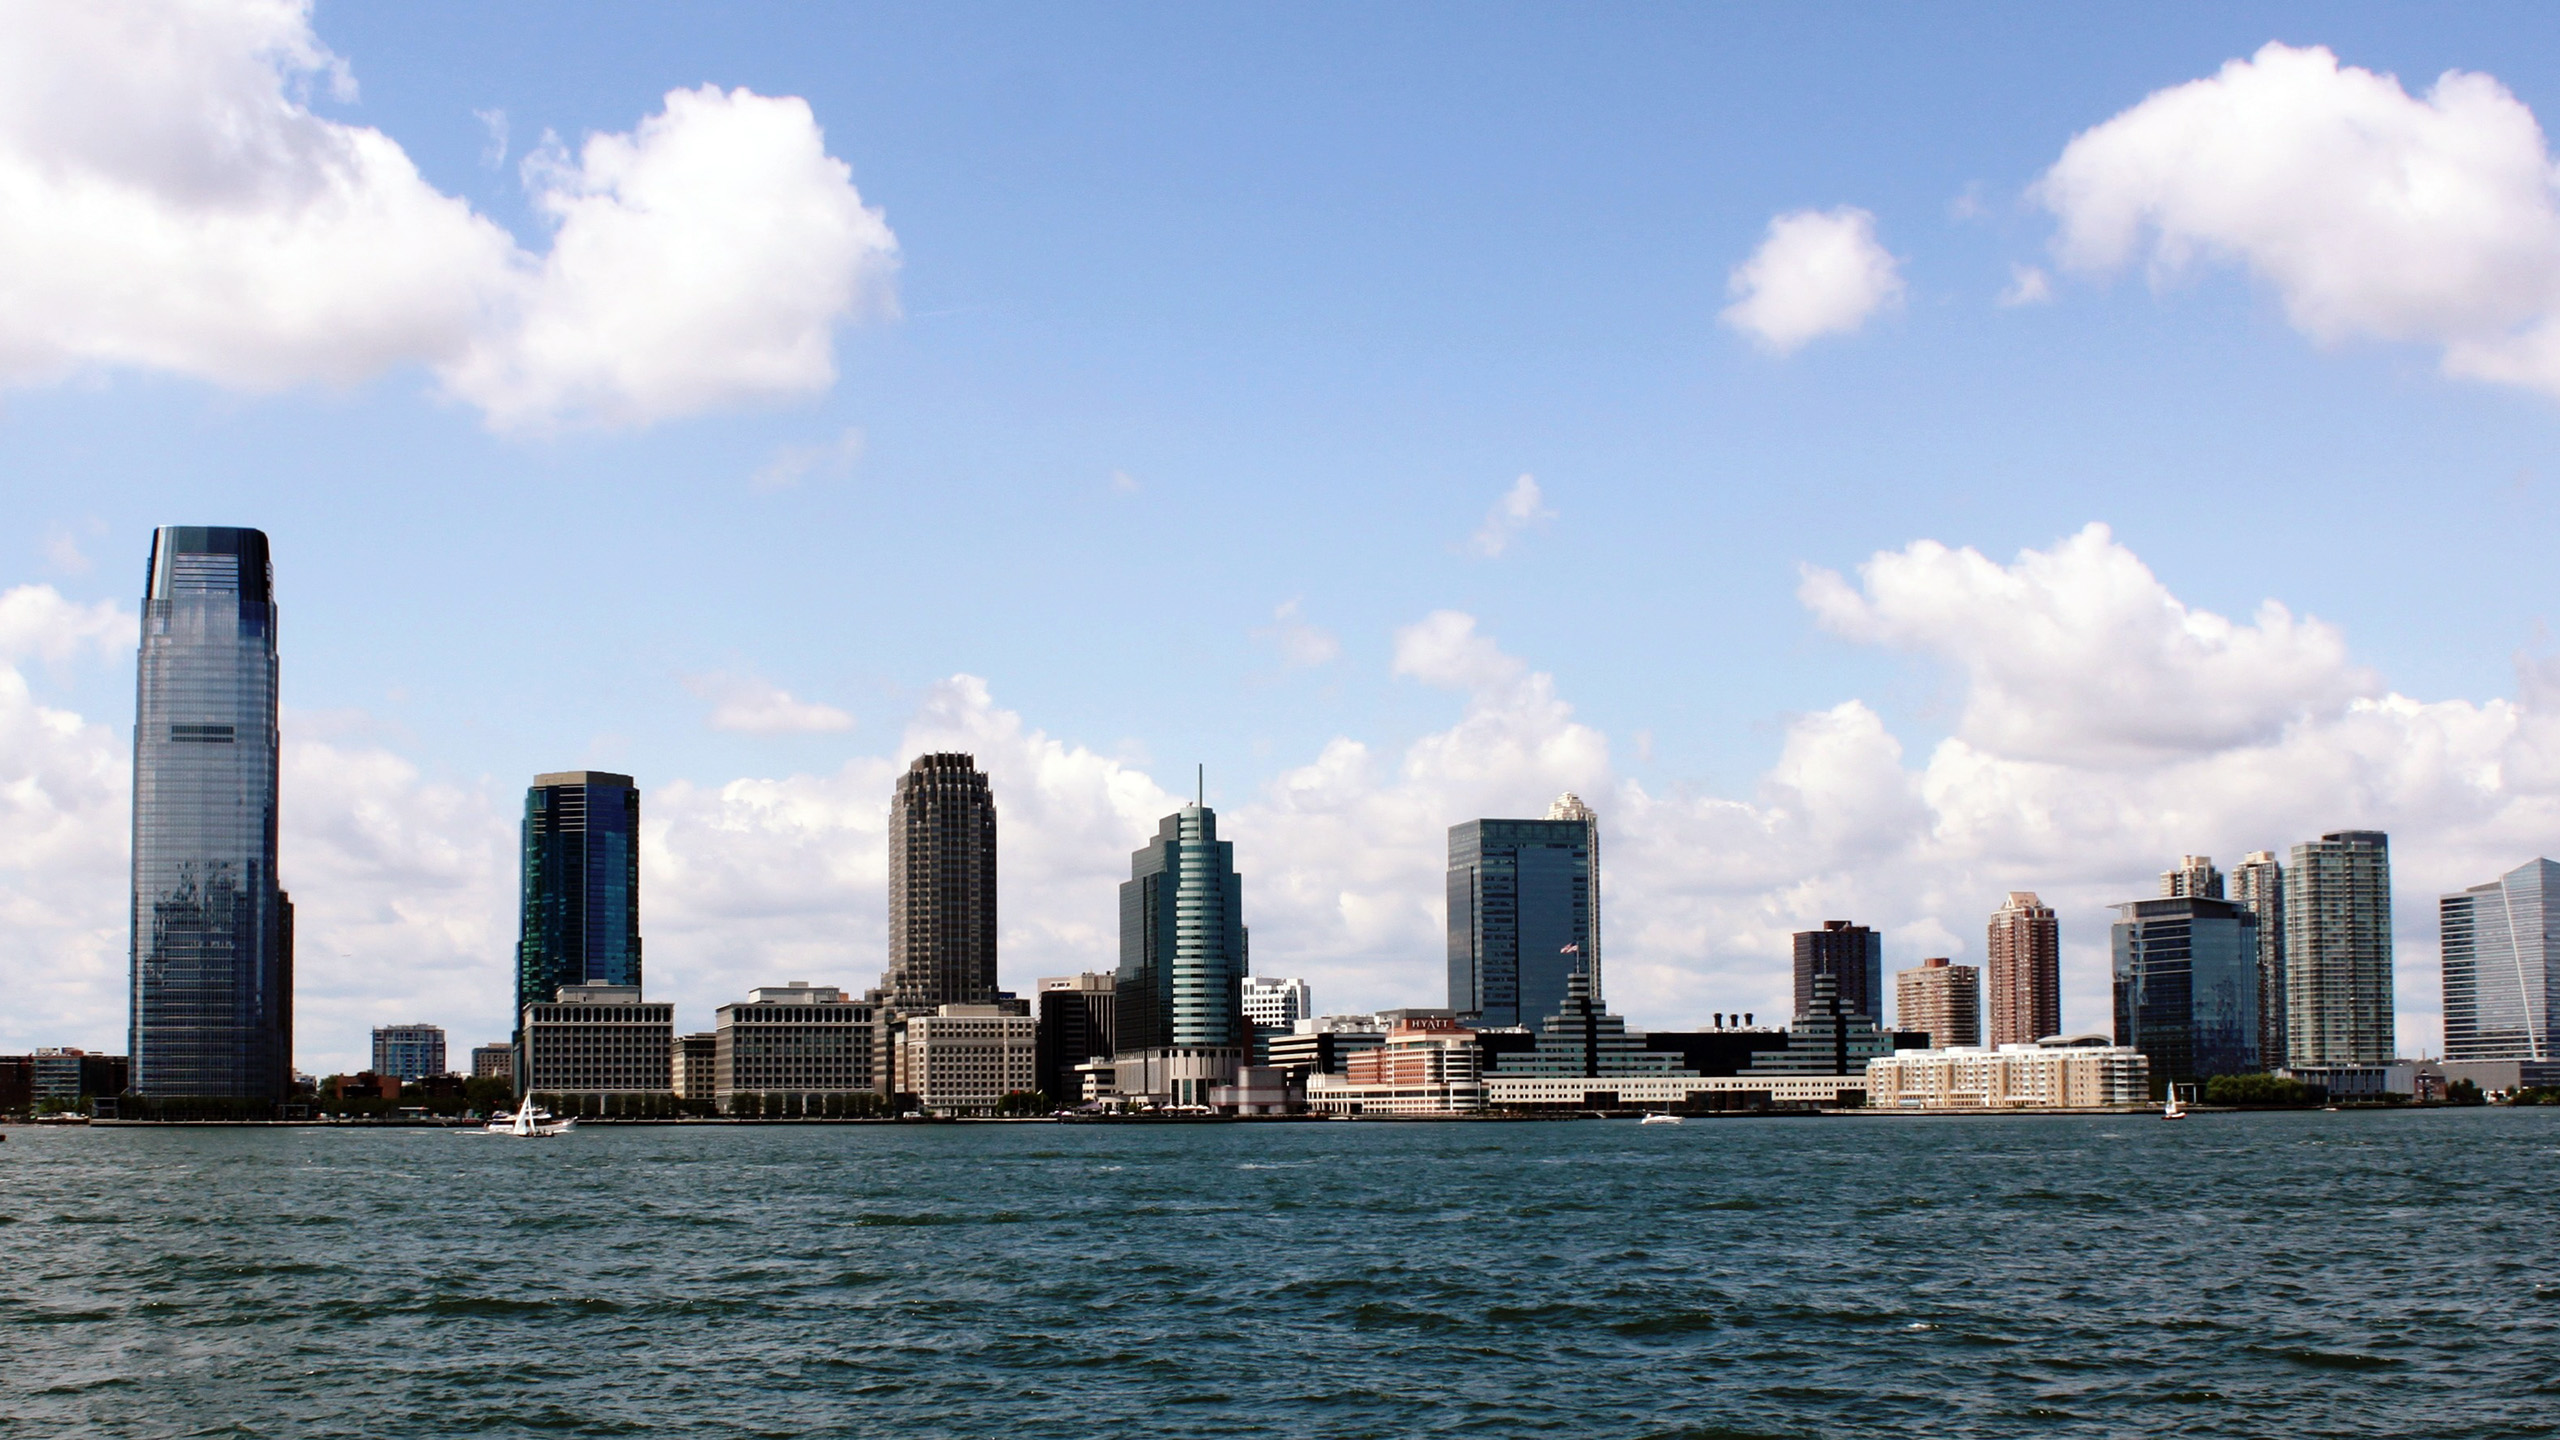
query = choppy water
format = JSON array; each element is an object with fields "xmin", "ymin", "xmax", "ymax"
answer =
[{"xmin": 3, "ymin": 1111, "xmax": 2555, "ymax": 1438}]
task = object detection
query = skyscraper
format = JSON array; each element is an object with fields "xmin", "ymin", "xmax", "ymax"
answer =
[
  {"xmin": 1896, "ymin": 957, "xmax": 1981, "ymax": 1048},
  {"xmin": 1792, "ymin": 921, "xmax": 1884, "ymax": 1023},
  {"xmin": 2441, "ymin": 858, "xmax": 2560, "ymax": 1063},
  {"xmin": 516, "ymin": 772, "xmax": 642, "ymax": 1017},
  {"xmin": 1986, "ymin": 892, "xmax": 2061, "ymax": 1047},
  {"xmin": 879, "ymin": 753, "xmax": 998, "ymax": 1013},
  {"xmin": 130, "ymin": 526, "xmax": 293, "ymax": 1102},
  {"xmin": 1035, "ymin": 972, "xmax": 1117, "ymax": 1102},
  {"xmin": 1448, "ymin": 802, "xmax": 1599, "ymax": 1026},
  {"xmin": 2230, "ymin": 851, "xmax": 2287, "ymax": 1070},
  {"xmin": 2112, "ymin": 895, "xmax": 2260, "ymax": 1083},
  {"xmin": 2161, "ymin": 855, "xmax": 2224, "ymax": 899},
  {"xmin": 2286, "ymin": 831, "xmax": 2393, "ymax": 1065},
  {"xmin": 1115, "ymin": 801, "xmax": 1249, "ymax": 1105}
]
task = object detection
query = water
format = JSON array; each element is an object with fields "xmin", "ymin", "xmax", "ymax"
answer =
[{"xmin": 3, "ymin": 1111, "xmax": 2554, "ymax": 1438}]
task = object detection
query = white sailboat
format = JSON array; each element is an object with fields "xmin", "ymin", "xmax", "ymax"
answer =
[{"xmin": 487, "ymin": 1103, "xmax": 576, "ymax": 1137}]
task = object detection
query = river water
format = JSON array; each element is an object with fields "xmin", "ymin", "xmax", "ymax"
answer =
[{"xmin": 3, "ymin": 1110, "xmax": 2553, "ymax": 1438}]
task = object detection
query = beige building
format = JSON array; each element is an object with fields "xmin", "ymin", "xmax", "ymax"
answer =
[
  {"xmin": 1896, "ymin": 956, "xmax": 1981, "ymax": 1048},
  {"xmin": 672, "ymin": 1033, "xmax": 716, "ymax": 1100},
  {"xmin": 1864, "ymin": 1036, "xmax": 2149, "ymax": 1110},
  {"xmin": 716, "ymin": 983, "xmax": 878, "ymax": 1110},
  {"xmin": 1986, "ymin": 892, "xmax": 2061, "ymax": 1047},
  {"xmin": 1304, "ymin": 1018, "xmax": 1484, "ymax": 1116},
  {"xmin": 519, "ymin": 984, "xmax": 673, "ymax": 1105},
  {"xmin": 895, "ymin": 1004, "xmax": 1038, "ymax": 1115}
]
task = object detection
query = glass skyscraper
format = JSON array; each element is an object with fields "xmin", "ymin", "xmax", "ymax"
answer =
[
  {"xmin": 2230, "ymin": 851, "xmax": 2287, "ymax": 1070},
  {"xmin": 2111, "ymin": 895, "xmax": 2261, "ymax": 1083},
  {"xmin": 1116, "ymin": 802, "xmax": 1248, "ymax": 1053},
  {"xmin": 2286, "ymin": 830, "xmax": 2393, "ymax": 1065},
  {"xmin": 516, "ymin": 772, "xmax": 642, "ymax": 1017},
  {"xmin": 2442, "ymin": 858, "xmax": 2560, "ymax": 1062},
  {"xmin": 130, "ymin": 526, "xmax": 293, "ymax": 1102},
  {"xmin": 1446, "ymin": 802, "xmax": 1598, "ymax": 1027},
  {"xmin": 879, "ymin": 753, "xmax": 998, "ymax": 1013}
]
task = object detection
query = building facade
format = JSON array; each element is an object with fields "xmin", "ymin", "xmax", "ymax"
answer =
[
  {"xmin": 1895, "ymin": 956, "xmax": 1981, "ymax": 1048},
  {"xmin": 470, "ymin": 1042, "xmax": 513, "ymax": 1079},
  {"xmin": 2442, "ymin": 858, "xmax": 2560, "ymax": 1063},
  {"xmin": 516, "ymin": 772, "xmax": 642, "ymax": 1016},
  {"xmin": 2111, "ymin": 896, "xmax": 2261, "ymax": 1083},
  {"xmin": 1792, "ymin": 921, "xmax": 1884, "ymax": 1024},
  {"xmin": 1305, "ymin": 1017, "xmax": 1486, "ymax": 1115},
  {"xmin": 2287, "ymin": 831, "xmax": 2394, "ymax": 1065},
  {"xmin": 1115, "ymin": 802, "xmax": 1248, "ymax": 1095},
  {"xmin": 518, "ymin": 984, "xmax": 673, "ymax": 1102},
  {"xmin": 1241, "ymin": 975, "xmax": 1312, "ymax": 1062},
  {"xmin": 879, "ymin": 754, "xmax": 999, "ymax": 1014},
  {"xmin": 1865, "ymin": 1036, "xmax": 2150, "ymax": 1109},
  {"xmin": 895, "ymin": 1005, "xmax": 1038, "ymax": 1115},
  {"xmin": 2231, "ymin": 851, "xmax": 2287, "ymax": 1071},
  {"xmin": 715, "ymin": 984, "xmax": 877, "ymax": 1108},
  {"xmin": 1265, "ymin": 1017, "xmax": 1387, "ymax": 1081},
  {"xmin": 1986, "ymin": 892, "xmax": 2062, "ymax": 1047},
  {"xmin": 131, "ymin": 525, "xmax": 293, "ymax": 1102},
  {"xmin": 32, "ymin": 1048, "xmax": 130, "ymax": 1103},
  {"xmin": 1490, "ymin": 970, "xmax": 1693, "ymax": 1078},
  {"xmin": 371, "ymin": 1024, "xmax": 447, "ymax": 1081},
  {"xmin": 673, "ymin": 1032, "xmax": 717, "ymax": 1100},
  {"xmin": 1745, "ymin": 974, "xmax": 1899, "ymax": 1077},
  {"xmin": 1446, "ymin": 803, "xmax": 1599, "ymax": 1028},
  {"xmin": 2161, "ymin": 855, "xmax": 2224, "ymax": 899},
  {"xmin": 1035, "ymin": 973, "xmax": 1118, "ymax": 1103}
]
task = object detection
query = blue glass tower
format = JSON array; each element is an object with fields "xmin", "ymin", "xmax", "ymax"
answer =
[
  {"xmin": 516, "ymin": 772, "xmax": 642, "ymax": 1015},
  {"xmin": 130, "ymin": 526, "xmax": 292, "ymax": 1101},
  {"xmin": 1116, "ymin": 802, "xmax": 1247, "ymax": 1052},
  {"xmin": 1447, "ymin": 814, "xmax": 1598, "ymax": 1027},
  {"xmin": 2112, "ymin": 895, "xmax": 2261, "ymax": 1083},
  {"xmin": 2442, "ymin": 858, "xmax": 2560, "ymax": 1062}
]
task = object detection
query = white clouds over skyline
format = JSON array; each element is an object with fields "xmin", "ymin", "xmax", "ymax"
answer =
[
  {"xmin": 685, "ymin": 671, "xmax": 857, "ymax": 735},
  {"xmin": 1466, "ymin": 474, "xmax": 1553, "ymax": 558},
  {"xmin": 1721, "ymin": 207, "xmax": 1905, "ymax": 353}
]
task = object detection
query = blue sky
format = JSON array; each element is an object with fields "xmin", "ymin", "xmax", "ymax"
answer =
[{"xmin": 6, "ymin": 2, "xmax": 2560, "ymax": 1070}]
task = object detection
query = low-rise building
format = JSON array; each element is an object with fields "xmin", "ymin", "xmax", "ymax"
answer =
[
  {"xmin": 1110, "ymin": 1046, "xmax": 1243, "ymax": 1108},
  {"xmin": 372, "ymin": 1024, "xmax": 447, "ymax": 1082},
  {"xmin": 519, "ymin": 985, "xmax": 673, "ymax": 1107},
  {"xmin": 1209, "ymin": 1064, "xmax": 1303, "ymax": 1114},
  {"xmin": 2282, "ymin": 1060, "xmax": 2442, "ymax": 1101},
  {"xmin": 716, "ymin": 983, "xmax": 877, "ymax": 1111},
  {"xmin": 470, "ymin": 1042, "xmax": 513, "ymax": 1079},
  {"xmin": 896, "ymin": 1004, "xmax": 1038, "ymax": 1116},
  {"xmin": 32, "ymin": 1048, "xmax": 127, "ymax": 1103},
  {"xmin": 1864, "ymin": 1035, "xmax": 2150, "ymax": 1110},
  {"xmin": 673, "ymin": 1032, "xmax": 717, "ymax": 1101},
  {"xmin": 1489, "ymin": 971, "xmax": 1695, "ymax": 1078},
  {"xmin": 1306, "ymin": 1017, "xmax": 1485, "ymax": 1115},
  {"xmin": 1035, "ymin": 973, "xmax": 1117, "ymax": 1103},
  {"xmin": 1482, "ymin": 1073, "xmax": 1862, "ymax": 1112},
  {"xmin": 1241, "ymin": 976, "xmax": 1313, "ymax": 1063},
  {"xmin": 1266, "ymin": 1014, "xmax": 1387, "ymax": 1081}
]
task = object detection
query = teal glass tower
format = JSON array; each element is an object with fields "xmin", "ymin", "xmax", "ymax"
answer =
[
  {"xmin": 1447, "ymin": 809, "xmax": 1598, "ymax": 1027},
  {"xmin": 516, "ymin": 772, "xmax": 643, "ymax": 1015},
  {"xmin": 1116, "ymin": 802, "xmax": 1248, "ymax": 1052},
  {"xmin": 130, "ymin": 526, "xmax": 293, "ymax": 1101}
]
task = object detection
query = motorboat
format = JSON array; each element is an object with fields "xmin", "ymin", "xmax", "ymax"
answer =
[
  {"xmin": 487, "ymin": 1104, "xmax": 576, "ymax": 1137},
  {"xmin": 1639, "ymin": 1112, "xmax": 1684, "ymax": 1126}
]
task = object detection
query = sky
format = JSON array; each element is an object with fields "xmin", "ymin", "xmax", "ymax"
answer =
[{"xmin": 7, "ymin": 1, "xmax": 2560, "ymax": 1073}]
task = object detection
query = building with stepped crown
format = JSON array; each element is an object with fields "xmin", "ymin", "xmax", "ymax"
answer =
[
  {"xmin": 1746, "ymin": 973, "xmax": 1899, "ymax": 1077},
  {"xmin": 1793, "ymin": 921, "xmax": 1884, "ymax": 1026},
  {"xmin": 1114, "ymin": 800, "xmax": 1250, "ymax": 1106},
  {"xmin": 1489, "ymin": 969, "xmax": 1692, "ymax": 1077},
  {"xmin": 878, "ymin": 754, "xmax": 999, "ymax": 1015},
  {"xmin": 2161, "ymin": 855, "xmax": 2224, "ymax": 899}
]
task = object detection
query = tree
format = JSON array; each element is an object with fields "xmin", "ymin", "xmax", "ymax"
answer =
[
  {"xmin": 2203, "ymin": 1073, "xmax": 2315, "ymax": 1107},
  {"xmin": 2447, "ymin": 1078, "xmax": 2486, "ymax": 1106}
]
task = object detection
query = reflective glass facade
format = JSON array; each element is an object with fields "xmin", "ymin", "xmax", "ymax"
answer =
[
  {"xmin": 516, "ymin": 772, "xmax": 642, "ymax": 1015},
  {"xmin": 2111, "ymin": 896, "xmax": 2260, "ymax": 1082},
  {"xmin": 1116, "ymin": 804, "xmax": 1247, "ymax": 1051},
  {"xmin": 130, "ymin": 526, "xmax": 292, "ymax": 1100},
  {"xmin": 2442, "ymin": 858, "xmax": 2560, "ymax": 1062},
  {"xmin": 1446, "ymin": 818, "xmax": 1595, "ymax": 1027}
]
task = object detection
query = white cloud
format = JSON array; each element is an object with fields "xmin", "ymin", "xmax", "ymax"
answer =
[
  {"xmin": 474, "ymin": 107, "xmax": 508, "ymax": 169},
  {"xmin": 1256, "ymin": 599, "xmax": 1340, "ymax": 670},
  {"xmin": 0, "ymin": 584, "xmax": 128, "ymax": 664},
  {"xmin": 1721, "ymin": 207, "xmax": 1905, "ymax": 353},
  {"xmin": 2038, "ymin": 42, "xmax": 2560, "ymax": 399},
  {"xmin": 1466, "ymin": 473, "xmax": 1553, "ymax": 558},
  {"xmin": 1998, "ymin": 263, "xmax": 2054, "ymax": 307},
  {"xmin": 750, "ymin": 427, "xmax": 864, "ymax": 493},
  {"xmin": 685, "ymin": 672, "xmax": 855, "ymax": 735},
  {"xmin": 0, "ymin": 0, "xmax": 897, "ymax": 431},
  {"xmin": 1109, "ymin": 469, "xmax": 1141, "ymax": 495}
]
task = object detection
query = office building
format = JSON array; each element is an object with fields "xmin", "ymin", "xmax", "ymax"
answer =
[
  {"xmin": 2286, "ymin": 831, "xmax": 2394, "ymax": 1065},
  {"xmin": 1036, "ymin": 973, "xmax": 1117, "ymax": 1103},
  {"xmin": 2111, "ymin": 896, "xmax": 2260, "ymax": 1083},
  {"xmin": 2442, "ymin": 858, "xmax": 2560, "ymax": 1063},
  {"xmin": 673, "ymin": 1033, "xmax": 717, "ymax": 1101},
  {"xmin": 2231, "ymin": 851, "xmax": 2287, "ymax": 1070},
  {"xmin": 1208, "ymin": 1065, "xmax": 1302, "ymax": 1115},
  {"xmin": 1745, "ymin": 974, "xmax": 1898, "ymax": 1077},
  {"xmin": 895, "ymin": 1004, "xmax": 1038, "ymax": 1116},
  {"xmin": 1446, "ymin": 799, "xmax": 1600, "ymax": 1027},
  {"xmin": 32, "ymin": 1048, "xmax": 130, "ymax": 1102},
  {"xmin": 1865, "ymin": 1036, "xmax": 2150, "ymax": 1109},
  {"xmin": 1305, "ymin": 1016, "xmax": 1487, "ymax": 1116},
  {"xmin": 2161, "ymin": 855, "xmax": 2224, "ymax": 899},
  {"xmin": 1489, "ymin": 970, "xmax": 1693, "ymax": 1077},
  {"xmin": 1266, "ymin": 1015, "xmax": 1388, "ymax": 1081},
  {"xmin": 130, "ymin": 526, "xmax": 293, "ymax": 1102},
  {"xmin": 1241, "ymin": 975, "xmax": 1312, "ymax": 1062},
  {"xmin": 516, "ymin": 772, "xmax": 642, "ymax": 1018},
  {"xmin": 715, "ymin": 984, "xmax": 877, "ymax": 1108},
  {"xmin": 371, "ymin": 1023, "xmax": 446, "ymax": 1082},
  {"xmin": 1793, "ymin": 921, "xmax": 1884, "ymax": 1023},
  {"xmin": 518, "ymin": 984, "xmax": 672, "ymax": 1104},
  {"xmin": 1634, "ymin": 1026, "xmax": 1792, "ymax": 1076},
  {"xmin": 1895, "ymin": 957, "xmax": 1981, "ymax": 1048},
  {"xmin": 470, "ymin": 1042, "xmax": 513, "ymax": 1079},
  {"xmin": 879, "ymin": 754, "xmax": 999, "ymax": 1014},
  {"xmin": 1114, "ymin": 801, "xmax": 1249, "ymax": 1105},
  {"xmin": 1986, "ymin": 892, "xmax": 2062, "ymax": 1047}
]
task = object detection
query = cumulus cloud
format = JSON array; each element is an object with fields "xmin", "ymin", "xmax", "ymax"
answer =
[
  {"xmin": 1721, "ymin": 206, "xmax": 1905, "ymax": 353},
  {"xmin": 1256, "ymin": 599, "xmax": 1341, "ymax": 670},
  {"xmin": 0, "ymin": 585, "xmax": 128, "ymax": 664},
  {"xmin": 0, "ymin": 0, "xmax": 896, "ymax": 431},
  {"xmin": 1467, "ymin": 473, "xmax": 1553, "ymax": 558},
  {"xmin": 2039, "ymin": 42, "xmax": 2560, "ymax": 399},
  {"xmin": 1998, "ymin": 264, "xmax": 2054, "ymax": 307},
  {"xmin": 685, "ymin": 671, "xmax": 855, "ymax": 735}
]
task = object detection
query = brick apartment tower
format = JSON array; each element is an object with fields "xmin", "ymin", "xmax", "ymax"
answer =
[
  {"xmin": 1986, "ymin": 892, "xmax": 2061, "ymax": 1046},
  {"xmin": 1895, "ymin": 956, "xmax": 1981, "ymax": 1048}
]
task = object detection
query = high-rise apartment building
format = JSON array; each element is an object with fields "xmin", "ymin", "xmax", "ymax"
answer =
[
  {"xmin": 1446, "ymin": 800, "xmax": 1599, "ymax": 1027},
  {"xmin": 2111, "ymin": 896, "xmax": 2260, "ymax": 1083},
  {"xmin": 1986, "ymin": 892, "xmax": 2061, "ymax": 1047},
  {"xmin": 371, "ymin": 1023, "xmax": 447, "ymax": 1081},
  {"xmin": 2286, "ymin": 831, "xmax": 2394, "ymax": 1065},
  {"xmin": 516, "ymin": 772, "xmax": 642, "ymax": 1016},
  {"xmin": 1035, "ymin": 973, "xmax": 1118, "ymax": 1102},
  {"xmin": 1115, "ymin": 802, "xmax": 1249, "ymax": 1105},
  {"xmin": 131, "ymin": 526, "xmax": 293, "ymax": 1102},
  {"xmin": 2161, "ymin": 855, "xmax": 2224, "ymax": 899},
  {"xmin": 2230, "ymin": 851, "xmax": 2287, "ymax": 1069},
  {"xmin": 879, "ymin": 754, "xmax": 998, "ymax": 1014},
  {"xmin": 1792, "ymin": 921, "xmax": 1884, "ymax": 1023},
  {"xmin": 1895, "ymin": 957, "xmax": 1981, "ymax": 1048},
  {"xmin": 2441, "ymin": 858, "xmax": 2560, "ymax": 1063}
]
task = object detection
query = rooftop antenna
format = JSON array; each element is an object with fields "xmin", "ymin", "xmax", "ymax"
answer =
[{"xmin": 1197, "ymin": 763, "xmax": 1204, "ymax": 807}]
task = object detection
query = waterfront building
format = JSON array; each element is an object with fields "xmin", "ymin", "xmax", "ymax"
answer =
[
  {"xmin": 1793, "ymin": 921, "xmax": 1884, "ymax": 1024},
  {"xmin": 2442, "ymin": 858, "xmax": 2560, "ymax": 1064},
  {"xmin": 1489, "ymin": 970, "xmax": 1693, "ymax": 1077},
  {"xmin": 1479, "ymin": 1071, "xmax": 1866, "ymax": 1113},
  {"xmin": 517, "ymin": 984, "xmax": 673, "ymax": 1106},
  {"xmin": 1986, "ymin": 892, "xmax": 2062, "ymax": 1047},
  {"xmin": 1745, "ymin": 974, "xmax": 1898, "ymax": 1077},
  {"xmin": 1241, "ymin": 975, "xmax": 1312, "ymax": 1062},
  {"xmin": 1446, "ymin": 800, "xmax": 1600, "ymax": 1028},
  {"xmin": 1634, "ymin": 1027, "xmax": 1792, "ymax": 1076},
  {"xmin": 1865, "ymin": 1036, "xmax": 2150, "ymax": 1109},
  {"xmin": 2286, "ymin": 831, "xmax": 2394, "ymax": 1065},
  {"xmin": 1265, "ymin": 1014, "xmax": 1387, "ymax": 1081},
  {"xmin": 673, "ymin": 1032, "xmax": 716, "ymax": 1100},
  {"xmin": 470, "ymin": 1042, "xmax": 513, "ymax": 1079},
  {"xmin": 2231, "ymin": 851, "xmax": 2287, "ymax": 1070},
  {"xmin": 371, "ymin": 1024, "xmax": 446, "ymax": 1081},
  {"xmin": 1895, "ymin": 957, "xmax": 1981, "ymax": 1048},
  {"xmin": 1305, "ymin": 1016, "xmax": 1486, "ymax": 1115},
  {"xmin": 2112, "ymin": 895, "xmax": 2260, "ymax": 1083},
  {"xmin": 894, "ymin": 1004, "xmax": 1038, "ymax": 1116},
  {"xmin": 32, "ymin": 1048, "xmax": 129, "ymax": 1102},
  {"xmin": 1208, "ymin": 1065, "xmax": 1302, "ymax": 1115},
  {"xmin": 1035, "ymin": 973, "xmax": 1118, "ymax": 1103},
  {"xmin": 715, "ymin": 984, "xmax": 877, "ymax": 1110},
  {"xmin": 516, "ymin": 772, "xmax": 642, "ymax": 1018},
  {"xmin": 1114, "ymin": 801, "xmax": 1250, "ymax": 1105},
  {"xmin": 130, "ymin": 525, "xmax": 293, "ymax": 1102},
  {"xmin": 2161, "ymin": 855, "xmax": 2224, "ymax": 899},
  {"xmin": 879, "ymin": 754, "xmax": 999, "ymax": 1014}
]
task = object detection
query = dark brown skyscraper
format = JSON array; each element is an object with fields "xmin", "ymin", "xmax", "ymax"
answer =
[
  {"xmin": 880, "ymin": 753, "xmax": 998, "ymax": 1013},
  {"xmin": 1986, "ymin": 892, "xmax": 2061, "ymax": 1046}
]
